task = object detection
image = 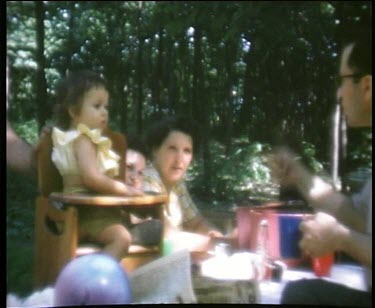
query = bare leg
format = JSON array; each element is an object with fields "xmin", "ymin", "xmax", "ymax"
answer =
[{"xmin": 95, "ymin": 224, "xmax": 132, "ymax": 260}]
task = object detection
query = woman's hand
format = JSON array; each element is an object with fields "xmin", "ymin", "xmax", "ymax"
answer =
[{"xmin": 208, "ymin": 230, "xmax": 224, "ymax": 238}]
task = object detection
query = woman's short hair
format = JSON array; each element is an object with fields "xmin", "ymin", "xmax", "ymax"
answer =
[{"xmin": 144, "ymin": 115, "xmax": 201, "ymax": 157}]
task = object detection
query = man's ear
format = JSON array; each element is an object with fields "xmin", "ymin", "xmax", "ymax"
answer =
[{"xmin": 361, "ymin": 75, "xmax": 372, "ymax": 108}]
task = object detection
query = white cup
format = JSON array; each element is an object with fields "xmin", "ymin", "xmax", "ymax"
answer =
[{"xmin": 215, "ymin": 243, "xmax": 231, "ymax": 257}]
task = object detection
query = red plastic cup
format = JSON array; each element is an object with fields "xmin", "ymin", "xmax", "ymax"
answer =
[{"xmin": 312, "ymin": 253, "xmax": 334, "ymax": 277}]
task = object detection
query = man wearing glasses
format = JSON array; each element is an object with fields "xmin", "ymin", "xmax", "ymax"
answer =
[{"xmin": 269, "ymin": 25, "xmax": 371, "ymax": 307}]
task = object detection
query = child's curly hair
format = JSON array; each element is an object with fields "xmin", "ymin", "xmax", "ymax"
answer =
[{"xmin": 53, "ymin": 70, "xmax": 108, "ymax": 130}]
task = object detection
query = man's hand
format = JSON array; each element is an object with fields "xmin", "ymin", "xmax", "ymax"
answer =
[
  {"xmin": 299, "ymin": 212, "xmax": 347, "ymax": 258},
  {"xmin": 267, "ymin": 146, "xmax": 302, "ymax": 187}
]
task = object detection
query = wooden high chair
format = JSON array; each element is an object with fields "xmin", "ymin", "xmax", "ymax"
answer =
[{"xmin": 33, "ymin": 128, "xmax": 168, "ymax": 289}]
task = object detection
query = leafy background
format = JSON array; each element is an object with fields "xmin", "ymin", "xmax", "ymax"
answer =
[{"xmin": 7, "ymin": 1, "xmax": 372, "ymax": 297}]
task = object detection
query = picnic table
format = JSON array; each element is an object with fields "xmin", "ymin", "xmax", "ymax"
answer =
[
  {"xmin": 190, "ymin": 251, "xmax": 259, "ymax": 303},
  {"xmin": 192, "ymin": 268, "xmax": 259, "ymax": 303}
]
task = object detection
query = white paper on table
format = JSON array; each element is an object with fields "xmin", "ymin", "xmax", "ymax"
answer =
[{"xmin": 200, "ymin": 252, "xmax": 260, "ymax": 280}]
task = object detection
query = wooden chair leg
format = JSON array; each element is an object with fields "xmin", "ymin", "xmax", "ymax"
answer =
[
  {"xmin": 34, "ymin": 197, "xmax": 166, "ymax": 287},
  {"xmin": 33, "ymin": 197, "xmax": 78, "ymax": 289}
]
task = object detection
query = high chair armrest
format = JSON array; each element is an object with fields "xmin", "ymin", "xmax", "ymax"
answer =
[{"xmin": 49, "ymin": 192, "xmax": 168, "ymax": 207}]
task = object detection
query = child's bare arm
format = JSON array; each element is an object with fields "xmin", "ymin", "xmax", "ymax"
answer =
[{"xmin": 74, "ymin": 135, "xmax": 143, "ymax": 196}]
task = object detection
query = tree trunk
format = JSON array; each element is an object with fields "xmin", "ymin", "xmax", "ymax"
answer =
[
  {"xmin": 223, "ymin": 41, "xmax": 236, "ymax": 155},
  {"xmin": 65, "ymin": 1, "xmax": 75, "ymax": 74},
  {"xmin": 136, "ymin": 3, "xmax": 144, "ymax": 134},
  {"xmin": 35, "ymin": 1, "xmax": 47, "ymax": 132},
  {"xmin": 152, "ymin": 29, "xmax": 163, "ymax": 115},
  {"xmin": 193, "ymin": 26, "xmax": 211, "ymax": 194},
  {"xmin": 177, "ymin": 36, "xmax": 192, "ymax": 117},
  {"xmin": 120, "ymin": 68, "xmax": 130, "ymax": 134},
  {"xmin": 239, "ymin": 51, "xmax": 253, "ymax": 140},
  {"xmin": 166, "ymin": 37, "xmax": 177, "ymax": 112}
]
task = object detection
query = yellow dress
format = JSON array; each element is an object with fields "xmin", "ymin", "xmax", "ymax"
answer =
[{"xmin": 51, "ymin": 123, "xmax": 123, "ymax": 239}]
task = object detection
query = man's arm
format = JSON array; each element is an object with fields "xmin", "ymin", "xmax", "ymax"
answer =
[
  {"xmin": 269, "ymin": 147, "xmax": 366, "ymax": 232},
  {"xmin": 342, "ymin": 228, "xmax": 372, "ymax": 268},
  {"xmin": 300, "ymin": 212, "xmax": 372, "ymax": 268},
  {"xmin": 7, "ymin": 120, "xmax": 36, "ymax": 174},
  {"xmin": 296, "ymin": 170, "xmax": 366, "ymax": 232}
]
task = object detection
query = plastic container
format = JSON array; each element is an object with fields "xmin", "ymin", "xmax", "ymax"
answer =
[{"xmin": 236, "ymin": 206, "xmax": 310, "ymax": 267}]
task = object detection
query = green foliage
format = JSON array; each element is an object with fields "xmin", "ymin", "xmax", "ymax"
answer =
[
  {"xmin": 7, "ymin": 1, "xmax": 372, "ymax": 140},
  {"xmin": 6, "ymin": 1, "xmax": 372, "ymax": 294},
  {"xmin": 347, "ymin": 129, "xmax": 372, "ymax": 169},
  {"xmin": 300, "ymin": 141, "xmax": 324, "ymax": 173},
  {"xmin": 189, "ymin": 138, "xmax": 278, "ymax": 204},
  {"xmin": 188, "ymin": 137, "xmax": 329, "ymax": 207},
  {"xmin": 220, "ymin": 142, "xmax": 271, "ymax": 186},
  {"xmin": 12, "ymin": 119, "xmax": 39, "ymax": 144},
  {"xmin": 7, "ymin": 170, "xmax": 37, "ymax": 296}
]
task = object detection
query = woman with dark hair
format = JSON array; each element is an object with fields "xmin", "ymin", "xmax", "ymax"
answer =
[{"xmin": 143, "ymin": 115, "xmax": 223, "ymax": 253}]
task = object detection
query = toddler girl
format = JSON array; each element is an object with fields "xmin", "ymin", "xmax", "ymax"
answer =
[{"xmin": 51, "ymin": 70, "xmax": 142, "ymax": 260}]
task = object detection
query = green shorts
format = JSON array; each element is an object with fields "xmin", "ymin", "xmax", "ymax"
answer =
[{"xmin": 77, "ymin": 206, "xmax": 123, "ymax": 240}]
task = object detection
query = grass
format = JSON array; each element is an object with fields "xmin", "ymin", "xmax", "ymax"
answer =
[{"xmin": 6, "ymin": 170, "xmax": 37, "ymax": 297}]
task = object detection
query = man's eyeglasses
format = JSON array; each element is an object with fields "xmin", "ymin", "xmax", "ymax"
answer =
[{"xmin": 335, "ymin": 73, "xmax": 364, "ymax": 87}]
